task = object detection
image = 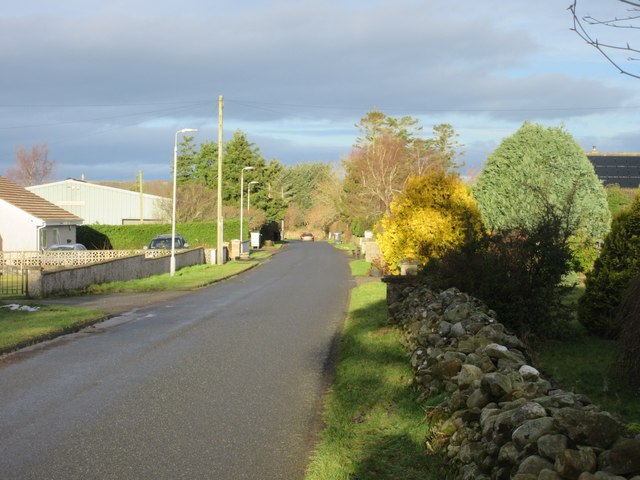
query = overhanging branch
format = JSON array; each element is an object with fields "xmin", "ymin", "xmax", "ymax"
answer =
[{"xmin": 570, "ymin": 0, "xmax": 640, "ymax": 79}]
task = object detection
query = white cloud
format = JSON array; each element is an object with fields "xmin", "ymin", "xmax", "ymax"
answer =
[{"xmin": 1, "ymin": 0, "xmax": 639, "ymax": 180}]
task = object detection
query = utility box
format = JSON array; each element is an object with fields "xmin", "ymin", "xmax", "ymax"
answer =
[{"xmin": 250, "ymin": 231, "xmax": 262, "ymax": 249}]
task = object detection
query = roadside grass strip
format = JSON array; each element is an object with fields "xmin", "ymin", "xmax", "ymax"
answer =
[
  {"xmin": 0, "ymin": 305, "xmax": 105, "ymax": 353},
  {"xmin": 305, "ymin": 282, "xmax": 451, "ymax": 480},
  {"xmin": 349, "ymin": 259, "xmax": 372, "ymax": 277},
  {"xmin": 86, "ymin": 261, "xmax": 258, "ymax": 294}
]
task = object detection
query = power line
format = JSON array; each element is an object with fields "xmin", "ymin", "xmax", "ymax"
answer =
[
  {"xmin": 0, "ymin": 102, "xmax": 210, "ymax": 131},
  {"xmin": 227, "ymin": 98, "xmax": 640, "ymax": 114}
]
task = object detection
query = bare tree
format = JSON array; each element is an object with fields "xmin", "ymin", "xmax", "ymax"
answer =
[
  {"xmin": 158, "ymin": 183, "xmax": 217, "ymax": 222},
  {"xmin": 6, "ymin": 143, "xmax": 57, "ymax": 186},
  {"xmin": 570, "ymin": 0, "xmax": 640, "ymax": 79},
  {"xmin": 343, "ymin": 133, "xmax": 413, "ymax": 222}
]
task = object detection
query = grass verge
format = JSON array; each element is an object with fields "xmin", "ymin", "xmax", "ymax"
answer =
[
  {"xmin": 305, "ymin": 281, "xmax": 450, "ymax": 480},
  {"xmin": 1, "ymin": 253, "xmax": 270, "ymax": 353},
  {"xmin": 349, "ymin": 259, "xmax": 372, "ymax": 277},
  {"xmin": 85, "ymin": 261, "xmax": 258, "ymax": 294},
  {"xmin": 0, "ymin": 305, "xmax": 105, "ymax": 353}
]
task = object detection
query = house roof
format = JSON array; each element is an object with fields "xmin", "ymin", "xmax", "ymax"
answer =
[
  {"xmin": 0, "ymin": 176, "xmax": 83, "ymax": 223},
  {"xmin": 586, "ymin": 151, "xmax": 640, "ymax": 188},
  {"xmin": 28, "ymin": 178, "xmax": 169, "ymax": 201}
]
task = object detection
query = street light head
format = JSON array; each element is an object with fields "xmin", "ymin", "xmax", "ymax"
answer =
[
  {"xmin": 179, "ymin": 128, "xmax": 198, "ymax": 133},
  {"xmin": 243, "ymin": 166, "xmax": 255, "ymax": 171},
  {"xmin": 249, "ymin": 181, "xmax": 259, "ymax": 185}
]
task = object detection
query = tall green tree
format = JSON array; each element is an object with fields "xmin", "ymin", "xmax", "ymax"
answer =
[
  {"xmin": 474, "ymin": 122, "xmax": 610, "ymax": 270},
  {"xmin": 282, "ymin": 163, "xmax": 332, "ymax": 213},
  {"xmin": 175, "ymin": 136, "xmax": 218, "ymax": 189},
  {"xmin": 222, "ymin": 130, "xmax": 266, "ymax": 205}
]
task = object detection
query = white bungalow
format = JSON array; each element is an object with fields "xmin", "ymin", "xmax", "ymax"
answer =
[{"xmin": 0, "ymin": 176, "xmax": 83, "ymax": 251}]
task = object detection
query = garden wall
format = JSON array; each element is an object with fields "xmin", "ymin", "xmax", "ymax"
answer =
[
  {"xmin": 385, "ymin": 278, "xmax": 640, "ymax": 480},
  {"xmin": 28, "ymin": 248, "xmax": 206, "ymax": 297}
]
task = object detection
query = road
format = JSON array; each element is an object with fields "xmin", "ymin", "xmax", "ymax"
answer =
[{"xmin": 0, "ymin": 241, "xmax": 352, "ymax": 479}]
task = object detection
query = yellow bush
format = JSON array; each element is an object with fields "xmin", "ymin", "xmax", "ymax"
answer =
[{"xmin": 377, "ymin": 172, "xmax": 482, "ymax": 273}]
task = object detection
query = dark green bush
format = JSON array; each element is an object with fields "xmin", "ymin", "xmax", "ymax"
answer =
[
  {"xmin": 349, "ymin": 218, "xmax": 366, "ymax": 238},
  {"xmin": 78, "ymin": 220, "xmax": 242, "ymax": 250},
  {"xmin": 578, "ymin": 195, "xmax": 640, "ymax": 338},
  {"xmin": 611, "ymin": 273, "xmax": 640, "ymax": 390},
  {"xmin": 424, "ymin": 214, "xmax": 573, "ymax": 342}
]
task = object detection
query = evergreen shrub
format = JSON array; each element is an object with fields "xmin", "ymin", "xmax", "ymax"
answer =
[
  {"xmin": 612, "ymin": 273, "xmax": 640, "ymax": 390},
  {"xmin": 578, "ymin": 194, "xmax": 640, "ymax": 338},
  {"xmin": 474, "ymin": 122, "xmax": 610, "ymax": 271}
]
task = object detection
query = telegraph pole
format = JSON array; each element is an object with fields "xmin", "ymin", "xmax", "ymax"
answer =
[
  {"xmin": 216, "ymin": 95, "xmax": 224, "ymax": 265},
  {"xmin": 139, "ymin": 169, "xmax": 143, "ymax": 224}
]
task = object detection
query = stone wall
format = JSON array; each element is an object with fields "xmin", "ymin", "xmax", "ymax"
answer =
[{"xmin": 386, "ymin": 281, "xmax": 640, "ymax": 480}]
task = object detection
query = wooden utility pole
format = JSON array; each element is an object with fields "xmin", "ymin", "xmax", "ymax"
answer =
[
  {"xmin": 216, "ymin": 95, "xmax": 224, "ymax": 265},
  {"xmin": 139, "ymin": 169, "xmax": 143, "ymax": 224}
]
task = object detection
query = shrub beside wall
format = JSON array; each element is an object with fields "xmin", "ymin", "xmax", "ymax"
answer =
[{"xmin": 579, "ymin": 195, "xmax": 640, "ymax": 338}]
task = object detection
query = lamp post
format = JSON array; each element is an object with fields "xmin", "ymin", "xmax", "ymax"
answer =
[
  {"xmin": 171, "ymin": 128, "xmax": 197, "ymax": 276},
  {"xmin": 239, "ymin": 166, "xmax": 255, "ymax": 249},
  {"xmin": 247, "ymin": 181, "xmax": 258, "ymax": 213}
]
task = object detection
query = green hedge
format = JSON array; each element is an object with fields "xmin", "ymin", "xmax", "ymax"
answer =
[{"xmin": 78, "ymin": 220, "xmax": 243, "ymax": 250}]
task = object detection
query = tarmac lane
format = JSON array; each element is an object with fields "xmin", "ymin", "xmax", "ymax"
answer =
[{"xmin": 0, "ymin": 241, "xmax": 351, "ymax": 479}]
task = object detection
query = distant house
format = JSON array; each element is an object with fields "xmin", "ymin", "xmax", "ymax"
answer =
[
  {"xmin": 0, "ymin": 176, "xmax": 83, "ymax": 251},
  {"xmin": 587, "ymin": 148, "xmax": 640, "ymax": 188},
  {"xmin": 27, "ymin": 178, "xmax": 169, "ymax": 225}
]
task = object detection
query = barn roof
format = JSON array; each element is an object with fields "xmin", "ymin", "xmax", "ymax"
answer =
[{"xmin": 0, "ymin": 176, "xmax": 82, "ymax": 223}]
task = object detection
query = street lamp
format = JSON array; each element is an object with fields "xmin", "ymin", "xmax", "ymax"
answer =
[
  {"xmin": 171, "ymin": 128, "xmax": 197, "ymax": 276},
  {"xmin": 239, "ymin": 166, "xmax": 255, "ymax": 248},
  {"xmin": 247, "ymin": 181, "xmax": 258, "ymax": 213}
]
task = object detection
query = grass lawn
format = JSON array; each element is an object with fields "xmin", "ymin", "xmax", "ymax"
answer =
[
  {"xmin": 537, "ymin": 334, "xmax": 640, "ymax": 427},
  {"xmin": 536, "ymin": 282, "xmax": 640, "ymax": 429},
  {"xmin": 305, "ymin": 281, "xmax": 450, "ymax": 480},
  {"xmin": 0, "ymin": 305, "xmax": 104, "ymax": 353}
]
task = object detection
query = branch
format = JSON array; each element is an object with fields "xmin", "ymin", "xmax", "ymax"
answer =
[{"xmin": 570, "ymin": 0, "xmax": 640, "ymax": 79}]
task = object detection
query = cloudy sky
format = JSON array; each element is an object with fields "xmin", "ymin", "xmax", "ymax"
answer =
[{"xmin": 1, "ymin": 0, "xmax": 639, "ymax": 182}]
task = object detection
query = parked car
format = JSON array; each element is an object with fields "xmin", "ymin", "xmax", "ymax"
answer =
[
  {"xmin": 146, "ymin": 234, "xmax": 189, "ymax": 250},
  {"xmin": 300, "ymin": 232, "xmax": 315, "ymax": 242},
  {"xmin": 47, "ymin": 243, "xmax": 87, "ymax": 251}
]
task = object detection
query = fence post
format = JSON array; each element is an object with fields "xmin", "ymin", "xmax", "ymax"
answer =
[{"xmin": 27, "ymin": 268, "xmax": 43, "ymax": 298}]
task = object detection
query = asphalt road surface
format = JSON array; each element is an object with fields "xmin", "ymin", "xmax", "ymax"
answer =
[{"xmin": 0, "ymin": 241, "xmax": 352, "ymax": 479}]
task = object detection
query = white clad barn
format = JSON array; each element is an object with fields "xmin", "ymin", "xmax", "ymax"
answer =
[{"xmin": 27, "ymin": 179, "xmax": 169, "ymax": 225}]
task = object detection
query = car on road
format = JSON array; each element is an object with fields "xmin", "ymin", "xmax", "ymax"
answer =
[
  {"xmin": 146, "ymin": 234, "xmax": 190, "ymax": 250},
  {"xmin": 47, "ymin": 243, "xmax": 87, "ymax": 251},
  {"xmin": 300, "ymin": 232, "xmax": 314, "ymax": 242}
]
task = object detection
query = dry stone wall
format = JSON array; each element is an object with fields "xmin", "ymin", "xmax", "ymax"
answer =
[{"xmin": 386, "ymin": 282, "xmax": 640, "ymax": 480}]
